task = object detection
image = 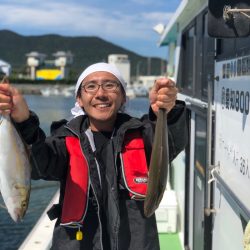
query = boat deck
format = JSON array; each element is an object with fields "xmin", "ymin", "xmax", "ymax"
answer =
[
  {"xmin": 18, "ymin": 190, "xmax": 182, "ymax": 250},
  {"xmin": 159, "ymin": 233, "xmax": 182, "ymax": 250}
]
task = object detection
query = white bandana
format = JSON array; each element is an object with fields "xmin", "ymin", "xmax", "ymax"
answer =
[{"xmin": 71, "ymin": 62, "xmax": 128, "ymax": 117}]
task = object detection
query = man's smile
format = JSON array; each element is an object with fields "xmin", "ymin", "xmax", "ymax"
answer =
[{"xmin": 93, "ymin": 103, "xmax": 112, "ymax": 110}]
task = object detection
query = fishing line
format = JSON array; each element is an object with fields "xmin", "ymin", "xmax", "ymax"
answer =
[
  {"xmin": 0, "ymin": 203, "xmax": 7, "ymax": 210},
  {"xmin": 0, "ymin": 75, "xmax": 9, "ymax": 84}
]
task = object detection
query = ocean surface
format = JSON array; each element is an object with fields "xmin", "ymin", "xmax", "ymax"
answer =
[{"xmin": 0, "ymin": 94, "xmax": 149, "ymax": 250}]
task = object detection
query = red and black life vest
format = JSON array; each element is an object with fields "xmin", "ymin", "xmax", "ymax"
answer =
[
  {"xmin": 60, "ymin": 131, "xmax": 148, "ymax": 225},
  {"xmin": 120, "ymin": 131, "xmax": 148, "ymax": 199}
]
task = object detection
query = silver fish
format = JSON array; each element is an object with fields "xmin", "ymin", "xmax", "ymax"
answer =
[
  {"xmin": 144, "ymin": 108, "xmax": 169, "ymax": 217},
  {"xmin": 0, "ymin": 114, "xmax": 31, "ymax": 222}
]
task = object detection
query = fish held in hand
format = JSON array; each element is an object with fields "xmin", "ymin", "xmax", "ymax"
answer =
[
  {"xmin": 0, "ymin": 114, "xmax": 31, "ymax": 222},
  {"xmin": 144, "ymin": 108, "xmax": 169, "ymax": 217}
]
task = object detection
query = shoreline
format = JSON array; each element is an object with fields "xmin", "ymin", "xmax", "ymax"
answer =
[{"xmin": 13, "ymin": 83, "xmax": 74, "ymax": 95}]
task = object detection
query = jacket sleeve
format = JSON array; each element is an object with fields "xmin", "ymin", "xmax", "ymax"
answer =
[
  {"xmin": 14, "ymin": 111, "xmax": 69, "ymax": 181},
  {"xmin": 167, "ymin": 100, "xmax": 188, "ymax": 162},
  {"xmin": 141, "ymin": 100, "xmax": 188, "ymax": 163}
]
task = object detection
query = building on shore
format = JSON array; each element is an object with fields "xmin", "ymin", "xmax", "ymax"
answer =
[
  {"xmin": 0, "ymin": 59, "xmax": 11, "ymax": 76},
  {"xmin": 108, "ymin": 54, "xmax": 131, "ymax": 84},
  {"xmin": 53, "ymin": 51, "xmax": 73, "ymax": 79},
  {"xmin": 26, "ymin": 52, "xmax": 46, "ymax": 80},
  {"xmin": 26, "ymin": 51, "xmax": 73, "ymax": 80}
]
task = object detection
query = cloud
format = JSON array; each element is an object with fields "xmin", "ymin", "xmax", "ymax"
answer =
[
  {"xmin": 0, "ymin": 1, "xmax": 176, "ymax": 57},
  {"xmin": 129, "ymin": 0, "xmax": 166, "ymax": 8},
  {"xmin": 0, "ymin": 2, "xmax": 99, "ymax": 32},
  {"xmin": 0, "ymin": 2, "xmax": 172, "ymax": 38},
  {"xmin": 142, "ymin": 12, "xmax": 173, "ymax": 23}
]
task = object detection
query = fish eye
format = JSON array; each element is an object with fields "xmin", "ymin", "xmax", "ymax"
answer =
[{"xmin": 22, "ymin": 201, "xmax": 27, "ymax": 208}]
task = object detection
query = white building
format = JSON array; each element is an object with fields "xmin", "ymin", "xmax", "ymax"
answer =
[
  {"xmin": 26, "ymin": 51, "xmax": 73, "ymax": 80},
  {"xmin": 134, "ymin": 75, "xmax": 162, "ymax": 90},
  {"xmin": 108, "ymin": 54, "xmax": 131, "ymax": 84},
  {"xmin": 0, "ymin": 59, "xmax": 11, "ymax": 76},
  {"xmin": 26, "ymin": 52, "xmax": 46, "ymax": 80},
  {"xmin": 53, "ymin": 51, "xmax": 73, "ymax": 79}
]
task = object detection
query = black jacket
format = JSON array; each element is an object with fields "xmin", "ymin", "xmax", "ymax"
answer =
[{"xmin": 16, "ymin": 100, "xmax": 188, "ymax": 250}]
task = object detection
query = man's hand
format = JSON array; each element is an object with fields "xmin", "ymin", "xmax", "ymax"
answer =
[
  {"xmin": 149, "ymin": 78, "xmax": 178, "ymax": 115},
  {"xmin": 0, "ymin": 83, "xmax": 30, "ymax": 122}
]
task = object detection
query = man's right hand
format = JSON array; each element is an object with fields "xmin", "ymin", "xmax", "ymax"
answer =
[{"xmin": 0, "ymin": 83, "xmax": 30, "ymax": 123}]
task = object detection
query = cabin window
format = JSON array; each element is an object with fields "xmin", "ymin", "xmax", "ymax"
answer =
[
  {"xmin": 194, "ymin": 114, "xmax": 207, "ymax": 177},
  {"xmin": 181, "ymin": 25, "xmax": 195, "ymax": 94},
  {"xmin": 180, "ymin": 10, "xmax": 215, "ymax": 101},
  {"xmin": 216, "ymin": 30, "xmax": 250, "ymax": 60},
  {"xmin": 235, "ymin": 38, "xmax": 250, "ymax": 57},
  {"xmin": 216, "ymin": 39, "xmax": 236, "ymax": 59},
  {"xmin": 201, "ymin": 12, "xmax": 215, "ymax": 100},
  {"xmin": 192, "ymin": 111, "xmax": 207, "ymax": 250}
]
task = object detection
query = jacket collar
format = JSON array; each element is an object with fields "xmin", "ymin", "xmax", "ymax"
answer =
[
  {"xmin": 64, "ymin": 113, "xmax": 144, "ymax": 138},
  {"xmin": 65, "ymin": 115, "xmax": 89, "ymax": 137}
]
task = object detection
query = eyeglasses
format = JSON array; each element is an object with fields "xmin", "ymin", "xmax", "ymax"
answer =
[{"xmin": 81, "ymin": 80, "xmax": 120, "ymax": 94}]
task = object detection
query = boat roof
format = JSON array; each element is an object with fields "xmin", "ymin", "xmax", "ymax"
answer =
[{"xmin": 158, "ymin": 0, "xmax": 207, "ymax": 46}]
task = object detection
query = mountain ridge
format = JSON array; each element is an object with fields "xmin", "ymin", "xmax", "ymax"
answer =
[{"xmin": 0, "ymin": 30, "xmax": 166, "ymax": 80}]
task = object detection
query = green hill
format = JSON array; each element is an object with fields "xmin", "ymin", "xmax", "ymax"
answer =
[{"xmin": 0, "ymin": 30, "xmax": 166, "ymax": 80}]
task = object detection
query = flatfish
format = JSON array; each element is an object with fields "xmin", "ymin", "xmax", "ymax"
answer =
[{"xmin": 144, "ymin": 108, "xmax": 169, "ymax": 217}]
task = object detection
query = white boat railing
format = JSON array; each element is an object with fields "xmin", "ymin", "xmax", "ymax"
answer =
[{"xmin": 18, "ymin": 190, "xmax": 59, "ymax": 250}]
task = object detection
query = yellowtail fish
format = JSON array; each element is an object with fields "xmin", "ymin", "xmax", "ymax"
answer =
[
  {"xmin": 144, "ymin": 108, "xmax": 169, "ymax": 217},
  {"xmin": 0, "ymin": 114, "xmax": 31, "ymax": 222}
]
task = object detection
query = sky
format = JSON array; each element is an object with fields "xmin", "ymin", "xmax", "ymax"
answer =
[{"xmin": 0, "ymin": 0, "xmax": 181, "ymax": 59}]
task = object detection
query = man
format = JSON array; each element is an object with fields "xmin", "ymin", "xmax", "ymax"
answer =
[{"xmin": 0, "ymin": 62, "xmax": 187, "ymax": 250}]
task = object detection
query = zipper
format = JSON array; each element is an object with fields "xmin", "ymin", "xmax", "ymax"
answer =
[
  {"xmin": 65, "ymin": 118, "xmax": 145, "ymax": 249},
  {"xmin": 89, "ymin": 178, "xmax": 103, "ymax": 250},
  {"xmin": 65, "ymin": 124, "xmax": 103, "ymax": 250},
  {"xmin": 85, "ymin": 129, "xmax": 102, "ymax": 188},
  {"xmin": 114, "ymin": 119, "xmax": 145, "ymax": 172}
]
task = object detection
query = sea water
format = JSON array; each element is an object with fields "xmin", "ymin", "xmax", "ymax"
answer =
[{"xmin": 0, "ymin": 94, "xmax": 149, "ymax": 250}]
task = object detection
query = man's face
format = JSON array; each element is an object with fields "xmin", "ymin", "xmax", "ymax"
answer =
[{"xmin": 77, "ymin": 71, "xmax": 125, "ymax": 130}]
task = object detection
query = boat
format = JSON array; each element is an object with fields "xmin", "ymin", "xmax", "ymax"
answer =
[
  {"xmin": 40, "ymin": 86, "xmax": 60, "ymax": 97},
  {"xmin": 18, "ymin": 186, "xmax": 181, "ymax": 250},
  {"xmin": 18, "ymin": 191, "xmax": 59, "ymax": 250},
  {"xmin": 126, "ymin": 85, "xmax": 136, "ymax": 99},
  {"xmin": 133, "ymin": 85, "xmax": 148, "ymax": 97},
  {"xmin": 156, "ymin": 0, "xmax": 250, "ymax": 249},
  {"xmin": 61, "ymin": 85, "xmax": 75, "ymax": 97},
  {"xmin": 41, "ymin": 85, "xmax": 74, "ymax": 97},
  {"xmin": 17, "ymin": 1, "xmax": 250, "ymax": 249}
]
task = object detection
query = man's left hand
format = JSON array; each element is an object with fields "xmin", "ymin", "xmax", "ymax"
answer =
[{"xmin": 149, "ymin": 78, "xmax": 178, "ymax": 115}]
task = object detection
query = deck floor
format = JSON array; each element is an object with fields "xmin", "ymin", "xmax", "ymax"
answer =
[{"xmin": 159, "ymin": 233, "xmax": 182, "ymax": 250}]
